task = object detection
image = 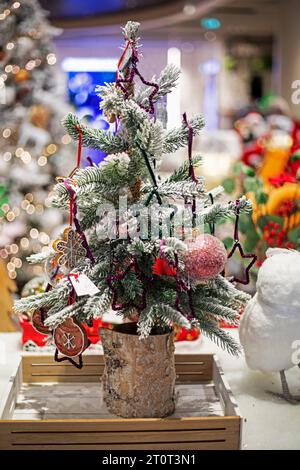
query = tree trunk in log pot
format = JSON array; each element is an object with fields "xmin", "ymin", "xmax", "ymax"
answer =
[{"xmin": 100, "ymin": 323, "xmax": 176, "ymax": 418}]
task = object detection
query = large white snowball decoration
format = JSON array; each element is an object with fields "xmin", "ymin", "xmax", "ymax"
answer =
[
  {"xmin": 239, "ymin": 248, "xmax": 300, "ymax": 373},
  {"xmin": 184, "ymin": 234, "xmax": 227, "ymax": 280}
]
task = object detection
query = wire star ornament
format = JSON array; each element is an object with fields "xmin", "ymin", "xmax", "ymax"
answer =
[
  {"xmin": 227, "ymin": 199, "xmax": 257, "ymax": 285},
  {"xmin": 227, "ymin": 241, "xmax": 257, "ymax": 285}
]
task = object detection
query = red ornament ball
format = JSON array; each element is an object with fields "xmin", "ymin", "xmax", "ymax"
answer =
[{"xmin": 184, "ymin": 234, "xmax": 227, "ymax": 280}]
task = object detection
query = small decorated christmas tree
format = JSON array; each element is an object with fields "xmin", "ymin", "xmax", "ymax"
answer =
[{"xmin": 15, "ymin": 22, "xmax": 252, "ymax": 417}]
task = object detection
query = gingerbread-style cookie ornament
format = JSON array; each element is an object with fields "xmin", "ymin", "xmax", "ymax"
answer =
[
  {"xmin": 53, "ymin": 227, "xmax": 87, "ymax": 271},
  {"xmin": 32, "ymin": 308, "xmax": 51, "ymax": 335},
  {"xmin": 54, "ymin": 317, "xmax": 89, "ymax": 358}
]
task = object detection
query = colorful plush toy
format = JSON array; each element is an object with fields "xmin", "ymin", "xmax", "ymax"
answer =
[{"xmin": 223, "ymin": 112, "xmax": 300, "ymax": 272}]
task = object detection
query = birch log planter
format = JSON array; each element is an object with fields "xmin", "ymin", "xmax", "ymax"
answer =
[{"xmin": 100, "ymin": 323, "xmax": 176, "ymax": 418}]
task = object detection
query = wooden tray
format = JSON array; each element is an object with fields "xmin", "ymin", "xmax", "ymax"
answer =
[{"xmin": 0, "ymin": 353, "xmax": 242, "ymax": 450}]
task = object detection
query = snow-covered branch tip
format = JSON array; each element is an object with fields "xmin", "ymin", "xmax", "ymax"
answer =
[
  {"xmin": 163, "ymin": 115, "xmax": 205, "ymax": 154},
  {"xmin": 137, "ymin": 64, "xmax": 181, "ymax": 107},
  {"xmin": 122, "ymin": 21, "xmax": 140, "ymax": 43},
  {"xmin": 62, "ymin": 113, "xmax": 127, "ymax": 154}
]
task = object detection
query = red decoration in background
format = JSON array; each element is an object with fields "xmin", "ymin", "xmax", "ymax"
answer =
[
  {"xmin": 242, "ymin": 141, "xmax": 264, "ymax": 167},
  {"xmin": 290, "ymin": 120, "xmax": 300, "ymax": 150},
  {"xmin": 262, "ymin": 221, "xmax": 294, "ymax": 249},
  {"xmin": 20, "ymin": 315, "xmax": 110, "ymax": 348},
  {"xmin": 173, "ymin": 325, "xmax": 200, "ymax": 341},
  {"xmin": 269, "ymin": 173, "xmax": 297, "ymax": 187},
  {"xmin": 20, "ymin": 314, "xmax": 48, "ymax": 347},
  {"xmin": 220, "ymin": 306, "xmax": 244, "ymax": 329},
  {"xmin": 83, "ymin": 319, "xmax": 107, "ymax": 344}
]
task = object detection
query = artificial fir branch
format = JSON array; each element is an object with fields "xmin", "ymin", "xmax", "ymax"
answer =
[
  {"xmin": 154, "ymin": 303, "xmax": 192, "ymax": 329},
  {"xmin": 83, "ymin": 289, "xmax": 113, "ymax": 319},
  {"xmin": 153, "ymin": 181, "xmax": 206, "ymax": 198},
  {"xmin": 45, "ymin": 299, "xmax": 86, "ymax": 329},
  {"xmin": 137, "ymin": 304, "xmax": 191, "ymax": 339},
  {"xmin": 165, "ymin": 155, "xmax": 203, "ymax": 183},
  {"xmin": 14, "ymin": 280, "xmax": 70, "ymax": 313},
  {"xmin": 200, "ymin": 196, "xmax": 252, "ymax": 225},
  {"xmin": 137, "ymin": 307, "xmax": 156, "ymax": 339},
  {"xmin": 27, "ymin": 250, "xmax": 53, "ymax": 264},
  {"xmin": 136, "ymin": 64, "xmax": 180, "ymax": 107},
  {"xmin": 212, "ymin": 275, "xmax": 251, "ymax": 303},
  {"xmin": 122, "ymin": 20, "xmax": 141, "ymax": 44},
  {"xmin": 62, "ymin": 113, "xmax": 127, "ymax": 154},
  {"xmin": 193, "ymin": 298, "xmax": 238, "ymax": 323},
  {"xmin": 163, "ymin": 115, "xmax": 205, "ymax": 154},
  {"xmin": 195, "ymin": 316, "xmax": 241, "ymax": 356}
]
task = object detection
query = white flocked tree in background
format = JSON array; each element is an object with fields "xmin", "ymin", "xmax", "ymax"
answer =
[{"xmin": 0, "ymin": 0, "xmax": 72, "ymax": 287}]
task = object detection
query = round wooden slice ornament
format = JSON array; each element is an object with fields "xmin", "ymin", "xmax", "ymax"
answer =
[{"xmin": 54, "ymin": 317, "xmax": 89, "ymax": 358}]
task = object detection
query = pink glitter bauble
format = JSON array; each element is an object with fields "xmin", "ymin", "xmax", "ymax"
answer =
[{"xmin": 184, "ymin": 234, "xmax": 227, "ymax": 280}]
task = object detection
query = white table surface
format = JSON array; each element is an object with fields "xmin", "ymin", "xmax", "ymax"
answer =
[{"xmin": 1, "ymin": 329, "xmax": 300, "ymax": 450}]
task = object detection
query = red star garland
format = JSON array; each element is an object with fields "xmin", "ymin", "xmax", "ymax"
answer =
[
  {"xmin": 175, "ymin": 279, "xmax": 195, "ymax": 321},
  {"xmin": 107, "ymin": 260, "xmax": 152, "ymax": 311},
  {"xmin": 116, "ymin": 38, "xmax": 159, "ymax": 114},
  {"xmin": 227, "ymin": 241, "xmax": 257, "ymax": 285}
]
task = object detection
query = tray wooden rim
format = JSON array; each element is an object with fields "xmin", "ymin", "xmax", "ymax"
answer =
[{"xmin": 0, "ymin": 353, "xmax": 241, "ymax": 420}]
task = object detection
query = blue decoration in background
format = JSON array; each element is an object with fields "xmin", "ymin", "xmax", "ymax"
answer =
[
  {"xmin": 67, "ymin": 70, "xmax": 116, "ymax": 165},
  {"xmin": 200, "ymin": 17, "xmax": 221, "ymax": 30}
]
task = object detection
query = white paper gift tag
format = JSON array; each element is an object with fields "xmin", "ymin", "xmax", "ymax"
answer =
[{"xmin": 70, "ymin": 274, "xmax": 99, "ymax": 297}]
